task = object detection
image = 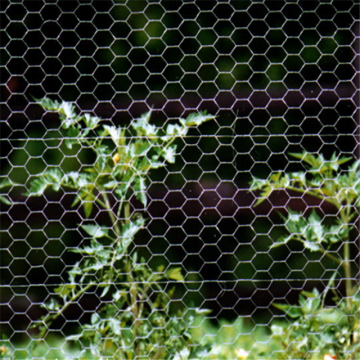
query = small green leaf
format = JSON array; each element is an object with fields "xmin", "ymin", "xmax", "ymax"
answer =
[
  {"xmin": 84, "ymin": 113, "xmax": 100, "ymax": 129},
  {"xmin": 103, "ymin": 125, "xmax": 122, "ymax": 146},
  {"xmin": 54, "ymin": 284, "xmax": 76, "ymax": 300},
  {"xmin": 81, "ymin": 224, "xmax": 108, "ymax": 238},
  {"xmin": 302, "ymin": 295, "xmax": 321, "ymax": 314},
  {"xmin": 194, "ymin": 308, "xmax": 212, "ymax": 316},
  {"xmin": 166, "ymin": 267, "xmax": 184, "ymax": 281},
  {"xmin": 27, "ymin": 177, "xmax": 49, "ymax": 196},
  {"xmin": 0, "ymin": 195, "xmax": 12, "ymax": 205},
  {"xmin": 108, "ymin": 318, "xmax": 121, "ymax": 335},
  {"xmin": 132, "ymin": 113, "xmax": 157, "ymax": 137},
  {"xmin": 100, "ymin": 285, "xmax": 111, "ymax": 297},
  {"xmin": 302, "ymin": 240, "xmax": 321, "ymax": 252},
  {"xmin": 181, "ymin": 111, "xmax": 216, "ymax": 127},
  {"xmin": 34, "ymin": 96, "xmax": 61, "ymax": 111},
  {"xmin": 165, "ymin": 123, "xmax": 188, "ymax": 137},
  {"xmin": 273, "ymin": 302, "xmax": 302, "ymax": 318},
  {"xmin": 0, "ymin": 179, "xmax": 13, "ymax": 189},
  {"xmin": 91, "ymin": 313, "xmax": 101, "ymax": 325},
  {"xmin": 132, "ymin": 140, "xmax": 151, "ymax": 156},
  {"xmin": 134, "ymin": 176, "xmax": 147, "ymax": 207},
  {"xmin": 83, "ymin": 200, "xmax": 93, "ymax": 219},
  {"xmin": 161, "ymin": 145, "xmax": 177, "ymax": 163},
  {"xmin": 122, "ymin": 216, "xmax": 145, "ymax": 240},
  {"xmin": 59, "ymin": 101, "xmax": 77, "ymax": 120}
]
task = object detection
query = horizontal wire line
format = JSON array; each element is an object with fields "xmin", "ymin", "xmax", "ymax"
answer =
[{"xmin": 0, "ymin": 134, "xmax": 357, "ymax": 141}]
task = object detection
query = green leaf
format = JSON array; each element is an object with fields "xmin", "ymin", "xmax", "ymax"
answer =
[
  {"xmin": 0, "ymin": 178, "xmax": 13, "ymax": 204},
  {"xmin": 132, "ymin": 140, "xmax": 151, "ymax": 156},
  {"xmin": 108, "ymin": 318, "xmax": 121, "ymax": 335},
  {"xmin": 160, "ymin": 145, "xmax": 177, "ymax": 163},
  {"xmin": 0, "ymin": 195, "xmax": 12, "ymax": 205},
  {"xmin": 27, "ymin": 177, "xmax": 49, "ymax": 196},
  {"xmin": 54, "ymin": 284, "xmax": 76, "ymax": 300},
  {"xmin": 133, "ymin": 176, "xmax": 147, "ymax": 207},
  {"xmin": 119, "ymin": 216, "xmax": 146, "ymax": 254},
  {"xmin": 59, "ymin": 101, "xmax": 77, "ymax": 120},
  {"xmin": 103, "ymin": 125, "xmax": 122, "ymax": 146},
  {"xmin": 181, "ymin": 111, "xmax": 216, "ymax": 127},
  {"xmin": 165, "ymin": 123, "xmax": 188, "ymax": 137},
  {"xmin": 302, "ymin": 240, "xmax": 321, "ymax": 252},
  {"xmin": 81, "ymin": 224, "xmax": 109, "ymax": 238},
  {"xmin": 100, "ymin": 284, "xmax": 111, "ymax": 297},
  {"xmin": 83, "ymin": 113, "xmax": 100, "ymax": 129},
  {"xmin": 0, "ymin": 178, "xmax": 13, "ymax": 189},
  {"xmin": 166, "ymin": 267, "xmax": 184, "ymax": 281},
  {"xmin": 132, "ymin": 111, "xmax": 157, "ymax": 137},
  {"xmin": 272, "ymin": 302, "xmax": 302, "ymax": 318},
  {"xmin": 122, "ymin": 216, "xmax": 145, "ymax": 240},
  {"xmin": 83, "ymin": 199, "xmax": 93, "ymax": 219},
  {"xmin": 34, "ymin": 96, "xmax": 61, "ymax": 111},
  {"xmin": 194, "ymin": 308, "xmax": 212, "ymax": 316},
  {"xmin": 91, "ymin": 313, "xmax": 101, "ymax": 325},
  {"xmin": 302, "ymin": 294, "xmax": 321, "ymax": 314}
]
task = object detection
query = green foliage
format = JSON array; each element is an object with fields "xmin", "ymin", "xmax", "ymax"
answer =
[
  {"xmin": 11, "ymin": 97, "xmax": 215, "ymax": 359},
  {"xmin": 190, "ymin": 317, "xmax": 269, "ymax": 360},
  {"xmin": 250, "ymin": 151, "xmax": 360, "ymax": 359},
  {"xmin": 268, "ymin": 287, "xmax": 360, "ymax": 359}
]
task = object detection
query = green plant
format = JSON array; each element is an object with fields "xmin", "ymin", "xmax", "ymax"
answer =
[
  {"xmin": 1, "ymin": 97, "xmax": 215, "ymax": 359},
  {"xmin": 250, "ymin": 151, "xmax": 360, "ymax": 359}
]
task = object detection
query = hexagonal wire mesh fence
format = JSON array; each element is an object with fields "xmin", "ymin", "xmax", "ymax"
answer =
[{"xmin": 0, "ymin": 1, "xmax": 359, "ymax": 359}]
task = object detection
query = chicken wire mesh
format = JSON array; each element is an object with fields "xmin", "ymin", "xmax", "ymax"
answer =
[{"xmin": 0, "ymin": 1, "xmax": 359, "ymax": 359}]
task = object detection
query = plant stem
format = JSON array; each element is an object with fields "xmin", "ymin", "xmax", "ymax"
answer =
[
  {"xmin": 340, "ymin": 206, "xmax": 353, "ymax": 311},
  {"xmin": 285, "ymin": 185, "xmax": 340, "ymax": 208},
  {"xmin": 102, "ymin": 192, "xmax": 121, "ymax": 236},
  {"xmin": 37, "ymin": 282, "xmax": 94, "ymax": 341}
]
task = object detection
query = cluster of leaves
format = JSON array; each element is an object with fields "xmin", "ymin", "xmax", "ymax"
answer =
[
  {"xmin": 269, "ymin": 286, "xmax": 360, "ymax": 359},
  {"xmin": 250, "ymin": 152, "xmax": 360, "ymax": 359},
  {"xmin": 1, "ymin": 97, "xmax": 215, "ymax": 359},
  {"xmin": 190, "ymin": 316, "xmax": 268, "ymax": 360}
]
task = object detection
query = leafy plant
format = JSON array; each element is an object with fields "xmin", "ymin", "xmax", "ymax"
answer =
[
  {"xmin": 2, "ymin": 97, "xmax": 215, "ymax": 359},
  {"xmin": 251, "ymin": 151, "xmax": 360, "ymax": 359}
]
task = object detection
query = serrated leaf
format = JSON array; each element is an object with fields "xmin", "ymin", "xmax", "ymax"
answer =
[
  {"xmin": 133, "ymin": 176, "xmax": 147, "ymax": 207},
  {"xmin": 302, "ymin": 240, "xmax": 321, "ymax": 252},
  {"xmin": 181, "ymin": 111, "xmax": 216, "ymax": 127},
  {"xmin": 54, "ymin": 284, "xmax": 76, "ymax": 299},
  {"xmin": 122, "ymin": 216, "xmax": 145, "ymax": 240},
  {"xmin": 59, "ymin": 101, "xmax": 78, "ymax": 122},
  {"xmin": 132, "ymin": 140, "xmax": 151, "ymax": 156},
  {"xmin": 103, "ymin": 125, "xmax": 122, "ymax": 146},
  {"xmin": 165, "ymin": 123, "xmax": 188, "ymax": 137},
  {"xmin": 272, "ymin": 302, "xmax": 302, "ymax": 318},
  {"xmin": 253, "ymin": 185, "xmax": 272, "ymax": 206},
  {"xmin": 84, "ymin": 113, "xmax": 100, "ymax": 129},
  {"xmin": 89, "ymin": 313, "xmax": 101, "ymax": 327},
  {"xmin": 119, "ymin": 216, "xmax": 146, "ymax": 254},
  {"xmin": 166, "ymin": 267, "xmax": 184, "ymax": 281},
  {"xmin": 27, "ymin": 177, "xmax": 49, "ymax": 196},
  {"xmin": 81, "ymin": 224, "xmax": 108, "ymax": 238},
  {"xmin": 34, "ymin": 96, "xmax": 61, "ymax": 111},
  {"xmin": 132, "ymin": 111, "xmax": 157, "ymax": 137},
  {"xmin": 161, "ymin": 145, "xmax": 177, "ymax": 163},
  {"xmin": 108, "ymin": 318, "xmax": 121, "ymax": 335}
]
